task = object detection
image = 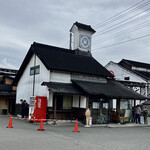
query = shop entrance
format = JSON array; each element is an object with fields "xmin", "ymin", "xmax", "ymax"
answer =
[{"xmin": 89, "ymin": 98, "xmax": 109, "ymax": 124}]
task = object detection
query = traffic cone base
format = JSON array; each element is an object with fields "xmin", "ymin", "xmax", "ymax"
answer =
[
  {"xmin": 37, "ymin": 118, "xmax": 45, "ymax": 131},
  {"xmin": 38, "ymin": 128, "xmax": 45, "ymax": 131},
  {"xmin": 73, "ymin": 130, "xmax": 80, "ymax": 132},
  {"xmin": 7, "ymin": 115, "xmax": 13, "ymax": 128},
  {"xmin": 7, "ymin": 126, "xmax": 13, "ymax": 128},
  {"xmin": 72, "ymin": 119, "xmax": 80, "ymax": 132}
]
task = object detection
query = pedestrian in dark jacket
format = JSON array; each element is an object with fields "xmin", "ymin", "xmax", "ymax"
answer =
[
  {"xmin": 24, "ymin": 100, "xmax": 29, "ymax": 118},
  {"xmin": 143, "ymin": 107, "xmax": 148, "ymax": 124},
  {"xmin": 20, "ymin": 99, "xmax": 25, "ymax": 118}
]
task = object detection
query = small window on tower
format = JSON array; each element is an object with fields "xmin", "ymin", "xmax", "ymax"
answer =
[{"xmin": 124, "ymin": 77, "xmax": 130, "ymax": 80}]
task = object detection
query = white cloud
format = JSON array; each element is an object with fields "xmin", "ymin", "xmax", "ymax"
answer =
[{"xmin": 0, "ymin": 58, "xmax": 18, "ymax": 69}]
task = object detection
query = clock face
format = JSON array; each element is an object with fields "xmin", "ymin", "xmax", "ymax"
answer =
[{"xmin": 79, "ymin": 35, "xmax": 91, "ymax": 49}]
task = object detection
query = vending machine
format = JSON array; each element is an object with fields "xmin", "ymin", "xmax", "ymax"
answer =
[{"xmin": 29, "ymin": 96, "xmax": 47, "ymax": 122}]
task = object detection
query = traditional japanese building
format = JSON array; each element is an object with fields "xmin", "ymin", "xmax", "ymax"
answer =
[
  {"xmin": 14, "ymin": 22, "xmax": 146, "ymax": 124},
  {"xmin": 106, "ymin": 59, "xmax": 150, "ymax": 118},
  {"xmin": 0, "ymin": 68, "xmax": 17, "ymax": 115},
  {"xmin": 105, "ymin": 59, "xmax": 150, "ymax": 100}
]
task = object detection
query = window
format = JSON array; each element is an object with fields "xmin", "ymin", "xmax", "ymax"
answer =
[
  {"xmin": 63, "ymin": 96, "xmax": 72, "ymax": 109},
  {"xmin": 30, "ymin": 67, "xmax": 34, "ymax": 75},
  {"xmin": 35, "ymin": 66, "xmax": 40, "ymax": 74},
  {"xmin": 30, "ymin": 65, "xmax": 40, "ymax": 76},
  {"xmin": 53, "ymin": 95, "xmax": 72, "ymax": 110},
  {"xmin": 92, "ymin": 102, "xmax": 100, "ymax": 109},
  {"xmin": 103, "ymin": 103, "xmax": 108, "ymax": 109},
  {"xmin": 124, "ymin": 77, "xmax": 130, "ymax": 80}
]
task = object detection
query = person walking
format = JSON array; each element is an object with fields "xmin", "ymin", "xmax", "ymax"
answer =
[
  {"xmin": 135, "ymin": 105, "xmax": 141, "ymax": 124},
  {"xmin": 143, "ymin": 107, "xmax": 148, "ymax": 124}
]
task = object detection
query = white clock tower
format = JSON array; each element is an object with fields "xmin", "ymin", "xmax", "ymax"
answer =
[{"xmin": 70, "ymin": 22, "xmax": 96, "ymax": 53}]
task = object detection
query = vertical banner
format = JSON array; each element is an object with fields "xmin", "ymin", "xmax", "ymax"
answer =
[{"xmin": 29, "ymin": 96, "xmax": 47, "ymax": 122}]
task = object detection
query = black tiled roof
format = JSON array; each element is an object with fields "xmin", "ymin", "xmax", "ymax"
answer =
[
  {"xmin": 0, "ymin": 84, "xmax": 16, "ymax": 96},
  {"xmin": 119, "ymin": 59, "xmax": 150, "ymax": 69},
  {"xmin": 72, "ymin": 79, "xmax": 147, "ymax": 99},
  {"xmin": 42, "ymin": 79, "xmax": 147, "ymax": 100},
  {"xmin": 119, "ymin": 59, "xmax": 150, "ymax": 80},
  {"xmin": 42, "ymin": 82, "xmax": 84, "ymax": 95},
  {"xmin": 132, "ymin": 70, "xmax": 150, "ymax": 80},
  {"xmin": 33, "ymin": 43, "xmax": 112, "ymax": 76},
  {"xmin": 71, "ymin": 22, "xmax": 96, "ymax": 33},
  {"xmin": 14, "ymin": 42, "xmax": 113, "ymax": 84}
]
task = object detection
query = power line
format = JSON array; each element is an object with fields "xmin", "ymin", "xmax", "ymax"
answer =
[
  {"xmin": 61, "ymin": 1, "xmax": 150, "ymax": 49},
  {"xmin": 94, "ymin": 0, "xmax": 148, "ymax": 29},
  {"xmin": 92, "ymin": 33, "xmax": 150, "ymax": 51},
  {"xmin": 94, "ymin": 7, "xmax": 150, "ymax": 37},
  {"xmin": 94, "ymin": 0, "xmax": 146, "ymax": 28},
  {"xmin": 92, "ymin": 1, "xmax": 150, "ymax": 51},
  {"xmin": 62, "ymin": 1, "xmax": 150, "ymax": 51},
  {"xmin": 94, "ymin": 12, "xmax": 150, "ymax": 39},
  {"xmin": 93, "ymin": 19, "xmax": 150, "ymax": 44}
]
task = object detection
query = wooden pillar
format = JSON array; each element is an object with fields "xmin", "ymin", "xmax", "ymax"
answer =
[
  {"xmin": 86, "ymin": 97, "xmax": 89, "ymax": 109},
  {"xmin": 116, "ymin": 99, "xmax": 120, "ymax": 123},
  {"xmin": 108, "ymin": 99, "xmax": 110, "ymax": 124},
  {"xmin": 134, "ymin": 99, "xmax": 136, "ymax": 107},
  {"xmin": 54, "ymin": 96, "xmax": 57, "ymax": 120},
  {"xmin": 133, "ymin": 99, "xmax": 136, "ymax": 122}
]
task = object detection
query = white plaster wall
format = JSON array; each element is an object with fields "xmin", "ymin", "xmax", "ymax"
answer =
[
  {"xmin": 105, "ymin": 62, "xmax": 146, "ymax": 83},
  {"xmin": 73, "ymin": 95, "xmax": 79, "ymax": 107},
  {"xmin": 34, "ymin": 56, "xmax": 50, "ymax": 97},
  {"xmin": 50, "ymin": 72, "xmax": 71, "ymax": 83},
  {"xmin": 48, "ymin": 92, "xmax": 53, "ymax": 107},
  {"xmin": 80, "ymin": 96, "xmax": 86, "ymax": 108},
  {"xmin": 71, "ymin": 74, "xmax": 107, "ymax": 83},
  {"xmin": 16, "ymin": 54, "xmax": 50, "ymax": 104}
]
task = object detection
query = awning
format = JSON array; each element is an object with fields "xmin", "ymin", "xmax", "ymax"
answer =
[
  {"xmin": 42, "ymin": 82, "xmax": 84, "ymax": 95},
  {"xmin": 72, "ymin": 79, "xmax": 147, "ymax": 100},
  {"xmin": 142, "ymin": 100, "xmax": 150, "ymax": 105}
]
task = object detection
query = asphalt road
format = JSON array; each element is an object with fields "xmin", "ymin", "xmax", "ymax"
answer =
[{"xmin": 0, "ymin": 115, "xmax": 150, "ymax": 150}]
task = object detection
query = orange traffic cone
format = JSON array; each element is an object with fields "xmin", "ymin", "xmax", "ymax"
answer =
[
  {"xmin": 7, "ymin": 115, "xmax": 13, "ymax": 128},
  {"xmin": 37, "ymin": 118, "xmax": 45, "ymax": 131},
  {"xmin": 72, "ymin": 119, "xmax": 80, "ymax": 132}
]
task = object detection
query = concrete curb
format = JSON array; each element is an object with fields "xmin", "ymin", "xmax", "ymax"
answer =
[{"xmin": 91, "ymin": 123, "xmax": 150, "ymax": 128}]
